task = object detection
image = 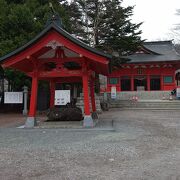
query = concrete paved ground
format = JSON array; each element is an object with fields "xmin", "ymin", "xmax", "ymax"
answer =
[
  {"xmin": 0, "ymin": 113, "xmax": 25, "ymax": 127},
  {"xmin": 0, "ymin": 113, "xmax": 46, "ymax": 128},
  {"xmin": 1, "ymin": 110, "xmax": 180, "ymax": 179}
]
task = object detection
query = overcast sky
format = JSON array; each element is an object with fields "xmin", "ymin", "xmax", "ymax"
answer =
[
  {"xmin": 122, "ymin": 0, "xmax": 180, "ymax": 42},
  {"xmin": 67, "ymin": 0, "xmax": 180, "ymax": 42}
]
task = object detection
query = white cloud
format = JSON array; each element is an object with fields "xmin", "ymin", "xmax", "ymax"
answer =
[{"xmin": 122, "ymin": 0, "xmax": 180, "ymax": 41}]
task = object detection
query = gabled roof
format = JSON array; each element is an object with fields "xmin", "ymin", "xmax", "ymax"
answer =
[
  {"xmin": 0, "ymin": 15, "xmax": 111, "ymax": 63},
  {"xmin": 143, "ymin": 41, "xmax": 179, "ymax": 55},
  {"xmin": 126, "ymin": 40, "xmax": 180, "ymax": 63}
]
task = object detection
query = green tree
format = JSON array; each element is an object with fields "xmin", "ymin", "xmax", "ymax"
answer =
[
  {"xmin": 70, "ymin": 0, "xmax": 143, "ymax": 58},
  {"xmin": 70, "ymin": 0, "xmax": 143, "ymax": 92},
  {"xmin": 0, "ymin": 0, "xmax": 70, "ymax": 56},
  {"xmin": 68, "ymin": 1, "xmax": 89, "ymax": 42},
  {"xmin": 4, "ymin": 69, "xmax": 31, "ymax": 91},
  {"xmin": 0, "ymin": 0, "xmax": 69, "ymax": 91}
]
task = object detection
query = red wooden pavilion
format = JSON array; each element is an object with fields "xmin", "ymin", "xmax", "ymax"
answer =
[{"xmin": 0, "ymin": 14, "xmax": 111, "ymax": 128}]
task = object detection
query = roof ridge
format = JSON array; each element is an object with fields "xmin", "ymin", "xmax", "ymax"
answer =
[
  {"xmin": 0, "ymin": 22, "xmax": 111, "ymax": 62},
  {"xmin": 143, "ymin": 40, "xmax": 173, "ymax": 44}
]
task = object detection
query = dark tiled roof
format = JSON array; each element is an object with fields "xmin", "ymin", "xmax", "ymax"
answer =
[
  {"xmin": 126, "ymin": 40, "xmax": 180, "ymax": 63},
  {"xmin": 0, "ymin": 16, "xmax": 111, "ymax": 63}
]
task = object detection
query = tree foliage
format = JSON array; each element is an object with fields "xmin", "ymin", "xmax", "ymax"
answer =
[
  {"xmin": 0, "ymin": 0, "xmax": 143, "ymax": 91},
  {"xmin": 0, "ymin": 0, "xmax": 70, "ymax": 56},
  {"xmin": 69, "ymin": 0, "xmax": 143, "ymax": 56},
  {"xmin": 0, "ymin": 0, "xmax": 70, "ymax": 91}
]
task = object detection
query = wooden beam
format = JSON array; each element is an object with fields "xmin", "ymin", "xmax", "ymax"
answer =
[
  {"xmin": 28, "ymin": 71, "xmax": 38, "ymax": 117},
  {"xmin": 82, "ymin": 70, "xmax": 91, "ymax": 116},
  {"xmin": 56, "ymin": 77, "xmax": 82, "ymax": 83},
  {"xmin": 90, "ymin": 81, "xmax": 96, "ymax": 112},
  {"xmin": 38, "ymin": 57, "xmax": 84, "ymax": 64},
  {"xmin": 37, "ymin": 69, "xmax": 82, "ymax": 78},
  {"xmin": 50, "ymin": 80, "xmax": 55, "ymax": 108},
  {"xmin": 37, "ymin": 77, "xmax": 82, "ymax": 83},
  {"xmin": 51, "ymin": 31, "xmax": 109, "ymax": 64},
  {"xmin": 2, "ymin": 30, "xmax": 109, "ymax": 75},
  {"xmin": 3, "ymin": 33, "xmax": 54, "ymax": 67},
  {"xmin": 32, "ymin": 47, "xmax": 51, "ymax": 58}
]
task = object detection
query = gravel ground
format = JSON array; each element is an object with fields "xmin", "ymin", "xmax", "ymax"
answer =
[{"xmin": 1, "ymin": 110, "xmax": 180, "ymax": 179}]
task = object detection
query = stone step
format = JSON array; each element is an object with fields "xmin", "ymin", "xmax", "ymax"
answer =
[
  {"xmin": 110, "ymin": 102, "xmax": 180, "ymax": 106},
  {"xmin": 110, "ymin": 104, "xmax": 180, "ymax": 108},
  {"xmin": 110, "ymin": 107, "xmax": 180, "ymax": 110},
  {"xmin": 109, "ymin": 100, "xmax": 180, "ymax": 109}
]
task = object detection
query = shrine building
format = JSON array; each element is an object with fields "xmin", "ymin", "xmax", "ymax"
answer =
[
  {"xmin": 105, "ymin": 40, "xmax": 180, "ymax": 99},
  {"xmin": 0, "ymin": 14, "xmax": 111, "ymax": 128},
  {"xmin": 1, "ymin": 12, "xmax": 180, "ymax": 128}
]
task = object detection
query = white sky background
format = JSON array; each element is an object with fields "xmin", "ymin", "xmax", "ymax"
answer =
[
  {"xmin": 67, "ymin": 0, "xmax": 180, "ymax": 42},
  {"xmin": 122, "ymin": 0, "xmax": 180, "ymax": 42}
]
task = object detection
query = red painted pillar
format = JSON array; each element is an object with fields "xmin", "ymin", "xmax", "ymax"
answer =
[
  {"xmin": 82, "ymin": 72, "xmax": 91, "ymax": 116},
  {"xmin": 173, "ymin": 71, "xmax": 176, "ymax": 88},
  {"xmin": 131, "ymin": 75, "xmax": 134, "ymax": 91},
  {"xmin": 119, "ymin": 77, "xmax": 121, "ymax": 92},
  {"xmin": 50, "ymin": 81, "xmax": 55, "ymax": 108},
  {"xmin": 160, "ymin": 75, "xmax": 163, "ymax": 90},
  {"xmin": 28, "ymin": 74, "xmax": 38, "ymax": 117},
  {"xmin": 147, "ymin": 75, "xmax": 150, "ymax": 91},
  {"xmin": 90, "ymin": 81, "xmax": 96, "ymax": 112}
]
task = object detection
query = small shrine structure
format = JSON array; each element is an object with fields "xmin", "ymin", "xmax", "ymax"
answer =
[{"xmin": 0, "ymin": 14, "xmax": 111, "ymax": 127}]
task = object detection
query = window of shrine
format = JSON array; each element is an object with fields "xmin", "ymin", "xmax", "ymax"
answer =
[
  {"xmin": 109, "ymin": 78, "xmax": 119, "ymax": 85},
  {"xmin": 164, "ymin": 76, "xmax": 173, "ymax": 83}
]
